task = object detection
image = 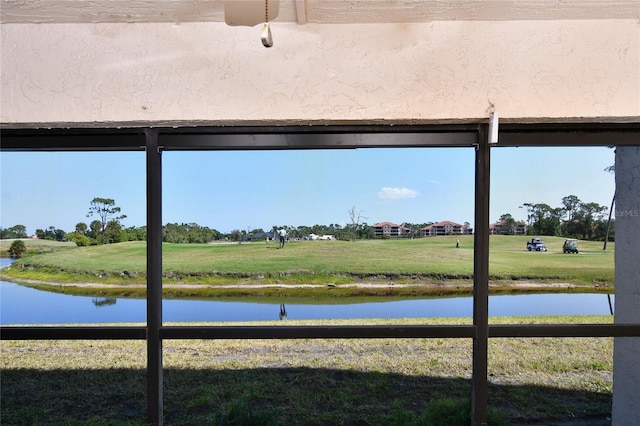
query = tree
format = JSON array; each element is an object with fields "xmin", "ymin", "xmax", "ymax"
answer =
[
  {"xmin": 89, "ymin": 220, "xmax": 102, "ymax": 240},
  {"xmin": 296, "ymin": 225, "xmax": 312, "ymax": 238},
  {"xmin": 348, "ymin": 206, "xmax": 367, "ymax": 241},
  {"xmin": 463, "ymin": 222, "xmax": 472, "ymax": 234},
  {"xmin": 105, "ymin": 220, "xmax": 124, "ymax": 243},
  {"xmin": 575, "ymin": 202, "xmax": 607, "ymax": 240},
  {"xmin": 87, "ymin": 197, "xmax": 126, "ymax": 244},
  {"xmin": 34, "ymin": 226, "xmax": 66, "ymax": 241},
  {"xmin": 359, "ymin": 222, "xmax": 374, "ymax": 239},
  {"xmin": 520, "ymin": 203, "xmax": 536, "ymax": 231},
  {"xmin": 1, "ymin": 225, "xmax": 28, "ymax": 239},
  {"xmin": 498, "ymin": 213, "xmax": 517, "ymax": 235},
  {"xmin": 8, "ymin": 240, "xmax": 26, "ymax": 258},
  {"xmin": 520, "ymin": 203, "xmax": 562, "ymax": 236},
  {"xmin": 163, "ymin": 223, "xmax": 220, "ymax": 243},
  {"xmin": 561, "ymin": 195, "xmax": 581, "ymax": 222},
  {"xmin": 51, "ymin": 226, "xmax": 66, "ymax": 241},
  {"xmin": 228, "ymin": 229, "xmax": 243, "ymax": 242},
  {"xmin": 124, "ymin": 226, "xmax": 147, "ymax": 242},
  {"xmin": 12, "ymin": 224, "xmax": 27, "ymax": 238},
  {"xmin": 75, "ymin": 222, "xmax": 88, "ymax": 235}
]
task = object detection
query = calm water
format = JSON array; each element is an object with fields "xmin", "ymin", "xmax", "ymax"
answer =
[{"xmin": 0, "ymin": 258, "xmax": 614, "ymax": 325}]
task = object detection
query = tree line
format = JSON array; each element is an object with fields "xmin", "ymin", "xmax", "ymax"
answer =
[
  {"xmin": 498, "ymin": 194, "xmax": 613, "ymax": 240},
  {"xmin": 1, "ymin": 195, "xmax": 615, "ymax": 247},
  {"xmin": 1, "ymin": 220, "xmax": 449, "ymax": 246}
]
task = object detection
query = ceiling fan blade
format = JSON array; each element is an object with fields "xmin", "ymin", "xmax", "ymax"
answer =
[{"xmin": 224, "ymin": 0, "xmax": 280, "ymax": 27}]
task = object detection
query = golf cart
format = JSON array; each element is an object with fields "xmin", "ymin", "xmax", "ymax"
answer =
[
  {"xmin": 526, "ymin": 238, "xmax": 548, "ymax": 252},
  {"xmin": 563, "ymin": 239, "xmax": 579, "ymax": 254}
]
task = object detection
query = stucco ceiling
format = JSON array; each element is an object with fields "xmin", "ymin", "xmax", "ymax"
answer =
[{"xmin": 1, "ymin": 0, "xmax": 639, "ymax": 24}]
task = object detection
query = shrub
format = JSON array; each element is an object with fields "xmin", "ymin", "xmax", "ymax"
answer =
[
  {"xmin": 67, "ymin": 231, "xmax": 93, "ymax": 247},
  {"xmin": 8, "ymin": 240, "xmax": 26, "ymax": 258}
]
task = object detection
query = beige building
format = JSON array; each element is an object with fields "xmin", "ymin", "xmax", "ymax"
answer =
[
  {"xmin": 489, "ymin": 220, "xmax": 528, "ymax": 235},
  {"xmin": 372, "ymin": 221, "xmax": 409, "ymax": 238},
  {"xmin": 421, "ymin": 221, "xmax": 472, "ymax": 236}
]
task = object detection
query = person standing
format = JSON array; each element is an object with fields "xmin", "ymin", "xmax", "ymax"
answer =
[
  {"xmin": 456, "ymin": 238, "xmax": 460, "ymax": 248},
  {"xmin": 278, "ymin": 227, "xmax": 287, "ymax": 248}
]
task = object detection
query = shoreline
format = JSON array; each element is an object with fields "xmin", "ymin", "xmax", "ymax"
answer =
[{"xmin": 0, "ymin": 273, "xmax": 612, "ymax": 300}]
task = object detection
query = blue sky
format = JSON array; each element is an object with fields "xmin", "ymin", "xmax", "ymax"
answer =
[{"xmin": 1, "ymin": 147, "xmax": 615, "ymax": 235}]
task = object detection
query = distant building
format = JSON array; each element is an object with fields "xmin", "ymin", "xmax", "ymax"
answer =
[
  {"xmin": 307, "ymin": 233, "xmax": 335, "ymax": 240},
  {"xmin": 489, "ymin": 220, "xmax": 527, "ymax": 235},
  {"xmin": 372, "ymin": 221, "xmax": 410, "ymax": 238},
  {"xmin": 318, "ymin": 235, "xmax": 336, "ymax": 240},
  {"xmin": 248, "ymin": 231, "xmax": 274, "ymax": 241},
  {"xmin": 420, "ymin": 220, "xmax": 471, "ymax": 237}
]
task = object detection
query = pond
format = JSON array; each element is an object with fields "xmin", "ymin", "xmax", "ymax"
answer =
[{"xmin": 0, "ymin": 258, "xmax": 614, "ymax": 325}]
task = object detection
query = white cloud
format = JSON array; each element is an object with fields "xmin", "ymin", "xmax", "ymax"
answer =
[{"xmin": 378, "ymin": 187, "xmax": 419, "ymax": 200}]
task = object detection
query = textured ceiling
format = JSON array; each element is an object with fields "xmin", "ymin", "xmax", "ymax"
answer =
[{"xmin": 1, "ymin": 0, "xmax": 639, "ymax": 24}]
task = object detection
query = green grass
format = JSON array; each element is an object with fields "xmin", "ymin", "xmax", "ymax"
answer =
[
  {"xmin": 0, "ymin": 238, "xmax": 75, "ymax": 257},
  {"xmin": 487, "ymin": 236, "xmax": 613, "ymax": 283},
  {"xmin": 0, "ymin": 316, "xmax": 614, "ymax": 425},
  {"xmin": 0, "ymin": 235, "xmax": 614, "ymax": 298},
  {"xmin": 6, "ymin": 238, "xmax": 474, "ymax": 275}
]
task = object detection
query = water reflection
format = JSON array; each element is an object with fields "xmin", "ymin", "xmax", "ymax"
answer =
[
  {"xmin": 0, "ymin": 258, "xmax": 616, "ymax": 325},
  {"xmin": 92, "ymin": 297, "xmax": 117, "ymax": 307},
  {"xmin": 279, "ymin": 303, "xmax": 287, "ymax": 320},
  {"xmin": 0, "ymin": 278, "xmax": 615, "ymax": 325}
]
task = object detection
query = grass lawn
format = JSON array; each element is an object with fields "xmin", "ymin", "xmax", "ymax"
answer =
[
  {"xmin": 0, "ymin": 235, "xmax": 614, "ymax": 298},
  {"xmin": 0, "ymin": 238, "xmax": 76, "ymax": 255},
  {"xmin": 0, "ymin": 316, "xmax": 614, "ymax": 425}
]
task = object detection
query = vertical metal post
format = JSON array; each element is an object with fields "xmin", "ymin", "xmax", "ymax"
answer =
[
  {"xmin": 146, "ymin": 129, "xmax": 163, "ymax": 425},
  {"xmin": 472, "ymin": 126, "xmax": 490, "ymax": 425}
]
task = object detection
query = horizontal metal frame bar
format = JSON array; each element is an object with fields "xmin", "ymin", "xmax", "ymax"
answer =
[
  {"xmin": 2, "ymin": 123, "xmax": 637, "ymax": 152},
  {"xmin": 158, "ymin": 124, "xmax": 481, "ymax": 136},
  {"xmin": 496, "ymin": 129, "xmax": 640, "ymax": 147},
  {"xmin": 0, "ymin": 125, "xmax": 479, "ymax": 152},
  {"xmin": 0, "ymin": 326, "xmax": 146, "ymax": 340},
  {"xmin": 489, "ymin": 324, "xmax": 640, "ymax": 338},
  {"xmin": 157, "ymin": 132, "xmax": 479, "ymax": 150},
  {"xmin": 160, "ymin": 325, "xmax": 476, "ymax": 339},
  {"xmin": 3, "ymin": 324, "xmax": 640, "ymax": 341},
  {"xmin": 0, "ymin": 133, "xmax": 147, "ymax": 151},
  {"xmin": 497, "ymin": 122, "xmax": 639, "ymax": 132}
]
